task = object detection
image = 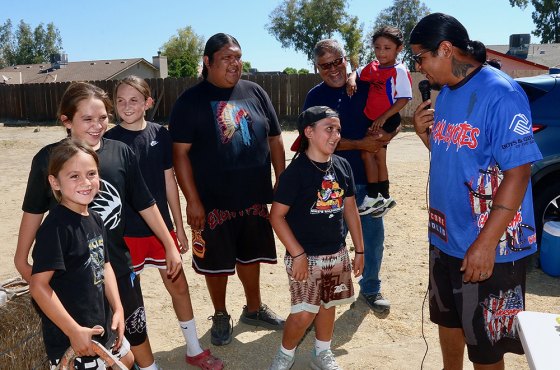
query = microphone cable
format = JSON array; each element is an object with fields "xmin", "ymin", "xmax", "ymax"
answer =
[{"xmin": 420, "ymin": 134, "xmax": 432, "ymax": 370}]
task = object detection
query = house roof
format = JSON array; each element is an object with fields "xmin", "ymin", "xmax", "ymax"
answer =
[
  {"xmin": 486, "ymin": 43, "xmax": 560, "ymax": 68},
  {"xmin": 486, "ymin": 48, "xmax": 549, "ymax": 70},
  {"xmin": 0, "ymin": 58, "xmax": 157, "ymax": 84}
]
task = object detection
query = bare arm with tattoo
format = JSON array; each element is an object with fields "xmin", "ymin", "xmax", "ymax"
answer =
[{"xmin": 460, "ymin": 164, "xmax": 531, "ymax": 282}]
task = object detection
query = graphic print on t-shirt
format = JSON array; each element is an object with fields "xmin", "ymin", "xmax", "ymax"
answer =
[
  {"xmin": 465, "ymin": 165, "xmax": 535, "ymax": 256},
  {"xmin": 432, "ymin": 118, "xmax": 480, "ymax": 151},
  {"xmin": 90, "ymin": 179, "xmax": 122, "ymax": 230},
  {"xmin": 212, "ymin": 100, "xmax": 253, "ymax": 145},
  {"xmin": 88, "ymin": 234, "xmax": 105, "ymax": 286},
  {"xmin": 311, "ymin": 172, "xmax": 344, "ymax": 214}
]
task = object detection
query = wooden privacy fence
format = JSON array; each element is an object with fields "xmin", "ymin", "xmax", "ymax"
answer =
[
  {"xmin": 0, "ymin": 74, "xmax": 322, "ymax": 125},
  {"xmin": 0, "ymin": 70, "xmax": 544, "ymax": 125}
]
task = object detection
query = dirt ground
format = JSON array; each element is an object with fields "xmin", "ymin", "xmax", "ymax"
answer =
[{"xmin": 1, "ymin": 125, "xmax": 559, "ymax": 369}]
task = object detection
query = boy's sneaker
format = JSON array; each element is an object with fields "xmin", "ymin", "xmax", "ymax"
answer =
[
  {"xmin": 269, "ymin": 350, "xmax": 295, "ymax": 370},
  {"xmin": 358, "ymin": 195, "xmax": 385, "ymax": 216},
  {"xmin": 209, "ymin": 311, "xmax": 233, "ymax": 346},
  {"xmin": 361, "ymin": 293, "xmax": 390, "ymax": 313},
  {"xmin": 371, "ymin": 206, "xmax": 390, "ymax": 218},
  {"xmin": 186, "ymin": 349, "xmax": 224, "ymax": 369},
  {"xmin": 240, "ymin": 304, "xmax": 285, "ymax": 330},
  {"xmin": 310, "ymin": 349, "xmax": 341, "ymax": 370},
  {"xmin": 384, "ymin": 196, "xmax": 397, "ymax": 209},
  {"xmin": 371, "ymin": 197, "xmax": 396, "ymax": 218}
]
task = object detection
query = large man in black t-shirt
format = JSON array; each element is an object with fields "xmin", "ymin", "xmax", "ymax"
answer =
[{"xmin": 169, "ymin": 34, "xmax": 286, "ymax": 346}]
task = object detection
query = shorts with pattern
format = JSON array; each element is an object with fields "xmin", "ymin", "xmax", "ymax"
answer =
[
  {"xmin": 429, "ymin": 245, "xmax": 527, "ymax": 364},
  {"xmin": 285, "ymin": 247, "xmax": 355, "ymax": 313},
  {"xmin": 50, "ymin": 336, "xmax": 131, "ymax": 369},
  {"xmin": 116, "ymin": 273, "xmax": 147, "ymax": 346},
  {"xmin": 192, "ymin": 203, "xmax": 277, "ymax": 275},
  {"xmin": 124, "ymin": 230, "xmax": 180, "ymax": 274}
]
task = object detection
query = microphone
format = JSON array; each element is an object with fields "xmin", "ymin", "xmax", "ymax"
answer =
[{"xmin": 418, "ymin": 80, "xmax": 431, "ymax": 109}]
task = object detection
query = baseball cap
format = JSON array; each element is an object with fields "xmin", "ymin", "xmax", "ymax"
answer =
[{"xmin": 290, "ymin": 106, "xmax": 339, "ymax": 151}]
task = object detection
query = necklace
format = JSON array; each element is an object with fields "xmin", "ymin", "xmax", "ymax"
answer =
[{"xmin": 307, "ymin": 154, "xmax": 333, "ymax": 174}]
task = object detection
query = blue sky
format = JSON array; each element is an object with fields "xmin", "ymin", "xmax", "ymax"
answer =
[{"xmin": 3, "ymin": 0, "xmax": 536, "ymax": 71}]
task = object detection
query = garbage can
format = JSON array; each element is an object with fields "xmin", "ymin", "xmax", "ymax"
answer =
[{"xmin": 540, "ymin": 221, "xmax": 560, "ymax": 277}]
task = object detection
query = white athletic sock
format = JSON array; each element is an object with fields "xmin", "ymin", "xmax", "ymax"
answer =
[
  {"xmin": 179, "ymin": 319, "xmax": 204, "ymax": 357},
  {"xmin": 280, "ymin": 344, "xmax": 296, "ymax": 357},
  {"xmin": 315, "ymin": 338, "xmax": 331, "ymax": 355},
  {"xmin": 138, "ymin": 363, "xmax": 159, "ymax": 370}
]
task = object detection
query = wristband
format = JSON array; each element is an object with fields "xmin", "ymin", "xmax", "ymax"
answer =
[
  {"xmin": 292, "ymin": 251, "xmax": 306, "ymax": 259},
  {"xmin": 354, "ymin": 251, "xmax": 364, "ymax": 254}
]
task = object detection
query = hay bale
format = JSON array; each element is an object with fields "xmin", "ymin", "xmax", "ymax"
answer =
[{"xmin": 0, "ymin": 293, "xmax": 49, "ymax": 369}]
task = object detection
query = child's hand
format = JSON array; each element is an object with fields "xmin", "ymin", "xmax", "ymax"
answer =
[
  {"xmin": 352, "ymin": 253, "xmax": 364, "ymax": 277},
  {"xmin": 110, "ymin": 308, "xmax": 125, "ymax": 350},
  {"xmin": 69, "ymin": 325, "xmax": 104, "ymax": 357},
  {"xmin": 370, "ymin": 117, "xmax": 386, "ymax": 132},
  {"xmin": 346, "ymin": 78, "xmax": 357, "ymax": 96},
  {"xmin": 176, "ymin": 227, "xmax": 189, "ymax": 254},
  {"xmin": 165, "ymin": 244, "xmax": 183, "ymax": 279},
  {"xmin": 291, "ymin": 254, "xmax": 309, "ymax": 282}
]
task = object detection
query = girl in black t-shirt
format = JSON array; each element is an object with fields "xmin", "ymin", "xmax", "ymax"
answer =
[
  {"xmin": 106, "ymin": 76, "xmax": 222, "ymax": 369},
  {"xmin": 30, "ymin": 139, "xmax": 134, "ymax": 369},
  {"xmin": 269, "ymin": 106, "xmax": 365, "ymax": 369}
]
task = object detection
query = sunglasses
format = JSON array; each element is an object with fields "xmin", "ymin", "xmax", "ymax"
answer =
[
  {"xmin": 318, "ymin": 57, "xmax": 345, "ymax": 71},
  {"xmin": 411, "ymin": 49, "xmax": 433, "ymax": 65}
]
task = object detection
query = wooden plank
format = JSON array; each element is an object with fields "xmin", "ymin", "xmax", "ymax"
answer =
[
  {"xmin": 288, "ymin": 74, "xmax": 299, "ymax": 118},
  {"xmin": 44, "ymin": 82, "xmax": 56, "ymax": 121},
  {"xmin": 164, "ymin": 78, "xmax": 179, "ymax": 122},
  {"xmin": 270, "ymin": 75, "xmax": 280, "ymax": 117},
  {"xmin": 278, "ymin": 74, "xmax": 288, "ymax": 118},
  {"xmin": 29, "ymin": 84, "xmax": 39, "ymax": 121}
]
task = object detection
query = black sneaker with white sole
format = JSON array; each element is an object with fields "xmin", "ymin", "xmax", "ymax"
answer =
[
  {"xmin": 240, "ymin": 304, "xmax": 285, "ymax": 330},
  {"xmin": 209, "ymin": 311, "xmax": 233, "ymax": 346},
  {"xmin": 362, "ymin": 293, "xmax": 390, "ymax": 313}
]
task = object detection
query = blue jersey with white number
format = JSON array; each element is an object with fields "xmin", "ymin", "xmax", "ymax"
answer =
[{"xmin": 429, "ymin": 66, "xmax": 542, "ymax": 262}]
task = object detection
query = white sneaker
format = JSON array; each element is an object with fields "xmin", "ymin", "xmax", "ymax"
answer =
[
  {"xmin": 310, "ymin": 349, "xmax": 341, "ymax": 370},
  {"xmin": 358, "ymin": 195, "xmax": 385, "ymax": 215},
  {"xmin": 269, "ymin": 350, "xmax": 295, "ymax": 370}
]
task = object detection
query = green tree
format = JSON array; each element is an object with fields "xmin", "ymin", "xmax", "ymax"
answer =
[
  {"xmin": 243, "ymin": 61, "xmax": 252, "ymax": 72},
  {"xmin": 340, "ymin": 16, "xmax": 363, "ymax": 70},
  {"xmin": 268, "ymin": 0, "xmax": 363, "ymax": 71},
  {"xmin": 298, "ymin": 68, "xmax": 310, "ymax": 74},
  {"xmin": 364, "ymin": 0, "xmax": 430, "ymax": 71},
  {"xmin": 0, "ymin": 19, "xmax": 62, "ymax": 67},
  {"xmin": 509, "ymin": 0, "xmax": 560, "ymax": 43},
  {"xmin": 161, "ymin": 26, "xmax": 204, "ymax": 78},
  {"xmin": 34, "ymin": 23, "xmax": 63, "ymax": 64},
  {"xmin": 14, "ymin": 20, "xmax": 35, "ymax": 65},
  {"xmin": 0, "ymin": 19, "xmax": 14, "ymax": 67},
  {"xmin": 283, "ymin": 67, "xmax": 298, "ymax": 74}
]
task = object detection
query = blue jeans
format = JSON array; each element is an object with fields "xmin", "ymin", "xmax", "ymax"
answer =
[{"xmin": 354, "ymin": 184, "xmax": 385, "ymax": 296}]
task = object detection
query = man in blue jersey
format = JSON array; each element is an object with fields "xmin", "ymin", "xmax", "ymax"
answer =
[{"xmin": 411, "ymin": 13, "xmax": 542, "ymax": 370}]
